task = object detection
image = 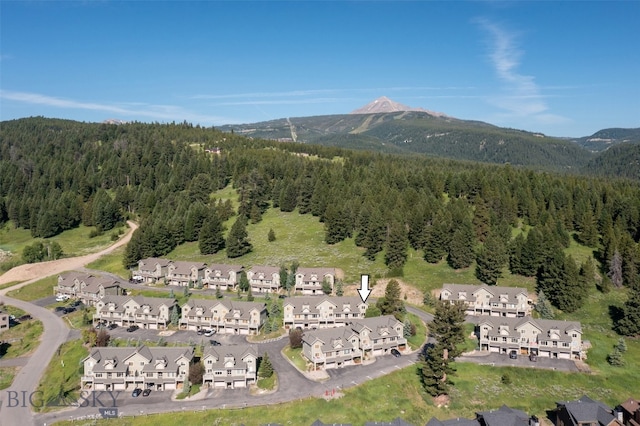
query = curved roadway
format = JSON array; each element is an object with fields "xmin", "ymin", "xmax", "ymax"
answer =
[{"xmin": 0, "ymin": 222, "xmax": 137, "ymax": 426}]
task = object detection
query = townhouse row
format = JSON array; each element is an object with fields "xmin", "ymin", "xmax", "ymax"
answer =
[
  {"xmin": 81, "ymin": 343, "xmax": 259, "ymax": 391},
  {"xmin": 438, "ymin": 283, "xmax": 584, "ymax": 359},
  {"xmin": 81, "ymin": 316, "xmax": 409, "ymax": 392},
  {"xmin": 132, "ymin": 257, "xmax": 338, "ymax": 295}
]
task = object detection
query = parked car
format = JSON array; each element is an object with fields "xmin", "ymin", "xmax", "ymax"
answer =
[
  {"xmin": 55, "ymin": 294, "xmax": 69, "ymax": 302},
  {"xmin": 71, "ymin": 300, "xmax": 85, "ymax": 308},
  {"xmin": 509, "ymin": 351, "xmax": 518, "ymax": 359},
  {"xmin": 142, "ymin": 389, "xmax": 152, "ymax": 397},
  {"xmin": 529, "ymin": 353, "xmax": 538, "ymax": 362},
  {"xmin": 391, "ymin": 348, "xmax": 402, "ymax": 358},
  {"xmin": 210, "ymin": 340, "xmax": 221, "ymax": 346},
  {"xmin": 196, "ymin": 329, "xmax": 204, "ymax": 335},
  {"xmin": 62, "ymin": 307, "xmax": 76, "ymax": 314},
  {"xmin": 203, "ymin": 329, "xmax": 215, "ymax": 337},
  {"xmin": 126, "ymin": 325, "xmax": 139, "ymax": 332},
  {"xmin": 107, "ymin": 323, "xmax": 118, "ymax": 330},
  {"xmin": 54, "ymin": 306, "xmax": 66, "ymax": 312},
  {"xmin": 131, "ymin": 388, "xmax": 142, "ymax": 397}
]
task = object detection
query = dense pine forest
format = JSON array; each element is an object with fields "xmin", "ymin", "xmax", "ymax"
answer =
[{"xmin": 1, "ymin": 116, "xmax": 639, "ymax": 335}]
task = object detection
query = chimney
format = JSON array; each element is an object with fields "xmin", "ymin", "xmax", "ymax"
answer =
[
  {"xmin": 529, "ymin": 415, "xmax": 540, "ymax": 426},
  {"xmin": 613, "ymin": 408, "xmax": 623, "ymax": 422}
]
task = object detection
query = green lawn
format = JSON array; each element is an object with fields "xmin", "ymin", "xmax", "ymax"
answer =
[
  {"xmin": 32, "ymin": 339, "xmax": 88, "ymax": 412},
  {"xmin": 282, "ymin": 345, "xmax": 308, "ymax": 372},
  {"xmin": 6, "ymin": 275, "xmax": 57, "ymax": 301},
  {"xmin": 0, "ymin": 222, "xmax": 128, "ymax": 265},
  {"xmin": 0, "ymin": 367, "xmax": 17, "ymax": 390},
  {"xmin": 256, "ymin": 373, "xmax": 277, "ymax": 391},
  {"xmin": 0, "ymin": 319, "xmax": 44, "ymax": 359},
  {"xmin": 405, "ymin": 312, "xmax": 427, "ymax": 350},
  {"xmin": 86, "ymin": 245, "xmax": 130, "ymax": 279}
]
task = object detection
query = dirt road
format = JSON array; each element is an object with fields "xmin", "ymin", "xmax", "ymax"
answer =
[{"xmin": 0, "ymin": 221, "xmax": 138, "ymax": 287}]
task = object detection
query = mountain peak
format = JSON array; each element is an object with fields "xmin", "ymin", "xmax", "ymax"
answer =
[{"xmin": 350, "ymin": 96, "xmax": 447, "ymax": 117}]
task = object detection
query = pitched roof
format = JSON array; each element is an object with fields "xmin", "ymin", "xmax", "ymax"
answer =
[
  {"xmin": 442, "ymin": 283, "xmax": 528, "ymax": 302},
  {"xmin": 248, "ymin": 265, "xmax": 280, "ymax": 275},
  {"xmin": 364, "ymin": 418, "xmax": 414, "ymax": 426},
  {"xmin": 296, "ymin": 267, "xmax": 336, "ymax": 278},
  {"xmin": 84, "ymin": 345, "xmax": 194, "ymax": 370},
  {"xmin": 98, "ymin": 295, "xmax": 175, "ymax": 314},
  {"xmin": 170, "ymin": 260, "xmax": 206, "ymax": 274},
  {"xmin": 557, "ymin": 395, "xmax": 617, "ymax": 425},
  {"xmin": 477, "ymin": 405, "xmax": 530, "ymax": 426},
  {"xmin": 478, "ymin": 316, "xmax": 582, "ymax": 337},
  {"xmin": 138, "ymin": 257, "xmax": 172, "ymax": 268},
  {"xmin": 182, "ymin": 298, "xmax": 265, "ymax": 314},
  {"xmin": 283, "ymin": 296, "xmax": 366, "ymax": 311}
]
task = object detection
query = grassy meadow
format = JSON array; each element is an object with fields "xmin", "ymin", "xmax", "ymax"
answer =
[{"xmin": 0, "ymin": 222, "xmax": 128, "ymax": 271}]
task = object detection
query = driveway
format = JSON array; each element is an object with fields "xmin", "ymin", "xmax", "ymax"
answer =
[{"xmin": 456, "ymin": 351, "xmax": 580, "ymax": 372}]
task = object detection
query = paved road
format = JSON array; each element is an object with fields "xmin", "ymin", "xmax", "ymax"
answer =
[{"xmin": 0, "ymin": 222, "xmax": 137, "ymax": 426}]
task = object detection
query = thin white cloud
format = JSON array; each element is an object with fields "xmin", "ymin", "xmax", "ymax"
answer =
[
  {"xmin": 190, "ymin": 86, "xmax": 477, "ymax": 101},
  {"xmin": 0, "ymin": 90, "xmax": 230, "ymax": 124},
  {"xmin": 477, "ymin": 19, "xmax": 567, "ymax": 123}
]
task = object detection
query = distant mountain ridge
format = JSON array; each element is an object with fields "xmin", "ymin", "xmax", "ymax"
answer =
[
  {"xmin": 217, "ymin": 98, "xmax": 639, "ymax": 177},
  {"xmin": 569, "ymin": 127, "xmax": 640, "ymax": 152},
  {"xmin": 350, "ymin": 96, "xmax": 447, "ymax": 117}
]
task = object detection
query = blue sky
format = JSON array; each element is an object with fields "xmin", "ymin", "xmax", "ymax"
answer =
[{"xmin": 1, "ymin": 1, "xmax": 638, "ymax": 137}]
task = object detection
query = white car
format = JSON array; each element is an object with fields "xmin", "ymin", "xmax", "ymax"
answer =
[
  {"xmin": 203, "ymin": 329, "xmax": 215, "ymax": 337},
  {"xmin": 55, "ymin": 294, "xmax": 69, "ymax": 302}
]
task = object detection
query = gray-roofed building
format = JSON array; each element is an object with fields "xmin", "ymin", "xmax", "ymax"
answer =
[
  {"xmin": 247, "ymin": 265, "xmax": 281, "ymax": 294},
  {"xmin": 81, "ymin": 345, "xmax": 194, "ymax": 391},
  {"xmin": 55, "ymin": 271, "xmax": 123, "ymax": 306},
  {"xmin": 554, "ymin": 395, "xmax": 623, "ymax": 426},
  {"xmin": 93, "ymin": 295, "xmax": 176, "ymax": 329},
  {"xmin": 302, "ymin": 315, "xmax": 406, "ymax": 370},
  {"xmin": 440, "ymin": 284, "xmax": 531, "ymax": 318},
  {"xmin": 133, "ymin": 257, "xmax": 172, "ymax": 284},
  {"xmin": 180, "ymin": 298, "xmax": 267, "ymax": 335},
  {"xmin": 294, "ymin": 267, "xmax": 337, "ymax": 295},
  {"xmin": 477, "ymin": 316, "xmax": 583, "ymax": 359},
  {"xmin": 202, "ymin": 344, "xmax": 258, "ymax": 389},
  {"xmin": 283, "ymin": 296, "xmax": 367, "ymax": 330},
  {"xmin": 426, "ymin": 404, "xmax": 537, "ymax": 426},
  {"xmin": 167, "ymin": 261, "xmax": 206, "ymax": 287},
  {"xmin": 204, "ymin": 263, "xmax": 243, "ymax": 290}
]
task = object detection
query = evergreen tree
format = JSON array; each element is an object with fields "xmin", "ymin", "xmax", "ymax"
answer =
[
  {"xmin": 554, "ymin": 255, "xmax": 585, "ymax": 313},
  {"xmin": 279, "ymin": 182, "xmax": 298, "ymax": 212},
  {"xmin": 215, "ymin": 286, "xmax": 223, "ymax": 299},
  {"xmin": 519, "ymin": 228, "xmax": 545, "ymax": 276},
  {"xmin": 259, "ymin": 352, "xmax": 274, "ymax": 378},
  {"xmin": 363, "ymin": 210, "xmax": 386, "ymax": 261},
  {"xmin": 384, "ymin": 220, "xmax": 408, "ymax": 271},
  {"xmin": 508, "ymin": 233, "xmax": 526, "ymax": 275},
  {"xmin": 247, "ymin": 286, "xmax": 255, "ymax": 302},
  {"xmin": 616, "ymin": 337, "xmax": 628, "ymax": 353},
  {"xmin": 579, "ymin": 257, "xmax": 598, "ymax": 290},
  {"xmin": 267, "ymin": 228, "xmax": 276, "ymax": 242},
  {"xmin": 422, "ymin": 213, "xmax": 450, "ymax": 263},
  {"xmin": 321, "ymin": 278, "xmax": 332, "ymax": 295},
  {"xmin": 239, "ymin": 271, "xmax": 250, "ymax": 292},
  {"xmin": 577, "ymin": 209, "xmax": 599, "ymax": 247},
  {"xmin": 447, "ymin": 220, "xmax": 475, "ymax": 269},
  {"xmin": 279, "ymin": 265, "xmax": 289, "ymax": 291},
  {"xmin": 170, "ymin": 306, "xmax": 180, "ymax": 326},
  {"xmin": 376, "ymin": 280, "xmax": 405, "ymax": 319},
  {"xmin": 607, "ymin": 347, "xmax": 625, "ymax": 366},
  {"xmin": 536, "ymin": 246, "xmax": 566, "ymax": 308},
  {"xmin": 534, "ymin": 290, "xmax": 554, "ymax": 319},
  {"xmin": 226, "ymin": 215, "xmax": 252, "ymax": 258},
  {"xmin": 430, "ymin": 301, "xmax": 466, "ymax": 358},
  {"xmin": 335, "ymin": 279, "xmax": 344, "ymax": 296},
  {"xmin": 198, "ymin": 210, "xmax": 225, "ymax": 255},
  {"xmin": 419, "ymin": 301, "xmax": 465, "ymax": 397},
  {"xmin": 614, "ymin": 286, "xmax": 640, "ymax": 336},
  {"xmin": 419, "ymin": 342, "xmax": 455, "ymax": 397},
  {"xmin": 475, "ymin": 231, "xmax": 508, "ymax": 285}
]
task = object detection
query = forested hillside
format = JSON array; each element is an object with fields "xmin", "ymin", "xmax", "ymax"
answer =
[
  {"xmin": 1, "ymin": 117, "xmax": 640, "ymax": 334},
  {"xmin": 220, "ymin": 111, "xmax": 595, "ymax": 171}
]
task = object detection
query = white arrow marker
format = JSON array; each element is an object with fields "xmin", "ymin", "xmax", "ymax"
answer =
[{"xmin": 358, "ymin": 274, "xmax": 372, "ymax": 303}]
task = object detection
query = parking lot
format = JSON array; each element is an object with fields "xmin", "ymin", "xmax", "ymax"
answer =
[
  {"xmin": 103, "ymin": 326, "xmax": 249, "ymax": 346},
  {"xmin": 457, "ymin": 351, "xmax": 580, "ymax": 372}
]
